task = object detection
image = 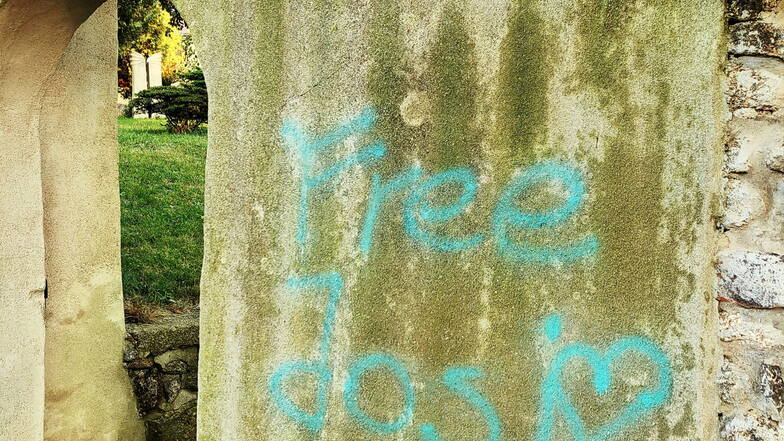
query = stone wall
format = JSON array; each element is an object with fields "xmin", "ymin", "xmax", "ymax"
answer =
[
  {"xmin": 718, "ymin": 1, "xmax": 784, "ymax": 440},
  {"xmin": 124, "ymin": 313, "xmax": 199, "ymax": 441},
  {"xmin": 172, "ymin": 1, "xmax": 725, "ymax": 440}
]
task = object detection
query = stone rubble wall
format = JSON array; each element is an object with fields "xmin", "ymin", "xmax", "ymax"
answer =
[
  {"xmin": 719, "ymin": 1, "xmax": 784, "ymax": 440},
  {"xmin": 124, "ymin": 313, "xmax": 199, "ymax": 441}
]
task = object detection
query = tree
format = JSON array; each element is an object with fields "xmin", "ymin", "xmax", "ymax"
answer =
[
  {"xmin": 118, "ymin": 0, "xmax": 188, "ymax": 94},
  {"xmin": 118, "ymin": 0, "xmax": 160, "ymax": 55},
  {"xmin": 158, "ymin": 0, "xmax": 187, "ymax": 28},
  {"xmin": 130, "ymin": 69, "xmax": 208, "ymax": 134}
]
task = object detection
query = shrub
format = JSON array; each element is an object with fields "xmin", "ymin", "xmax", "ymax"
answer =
[{"xmin": 130, "ymin": 69, "xmax": 207, "ymax": 133}]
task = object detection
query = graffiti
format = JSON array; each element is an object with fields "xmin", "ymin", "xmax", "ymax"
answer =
[
  {"xmin": 491, "ymin": 162, "xmax": 599, "ymax": 264},
  {"xmin": 360, "ymin": 166, "xmax": 424, "ymax": 254},
  {"xmin": 268, "ymin": 108, "xmax": 672, "ymax": 440},
  {"xmin": 343, "ymin": 353, "xmax": 416, "ymax": 434},
  {"xmin": 268, "ymin": 273, "xmax": 672, "ymax": 440},
  {"xmin": 268, "ymin": 272, "xmax": 343, "ymax": 432},
  {"xmin": 281, "ymin": 108, "xmax": 387, "ymax": 247},
  {"xmin": 534, "ymin": 315, "xmax": 673, "ymax": 441},
  {"xmin": 419, "ymin": 367, "xmax": 501, "ymax": 441},
  {"xmin": 282, "ymin": 107, "xmax": 598, "ymax": 263},
  {"xmin": 403, "ymin": 167, "xmax": 486, "ymax": 252}
]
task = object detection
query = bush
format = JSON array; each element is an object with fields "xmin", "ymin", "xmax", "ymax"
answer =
[{"xmin": 130, "ymin": 69, "xmax": 207, "ymax": 133}]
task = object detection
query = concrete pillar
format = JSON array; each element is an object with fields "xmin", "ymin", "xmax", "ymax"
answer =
[
  {"xmin": 147, "ymin": 52, "xmax": 163, "ymax": 88},
  {"xmin": 39, "ymin": 1, "xmax": 145, "ymax": 440},
  {"xmin": 173, "ymin": 1, "xmax": 725, "ymax": 440},
  {"xmin": 129, "ymin": 51, "xmax": 148, "ymax": 97},
  {"xmin": 0, "ymin": 1, "xmax": 106, "ymax": 440}
]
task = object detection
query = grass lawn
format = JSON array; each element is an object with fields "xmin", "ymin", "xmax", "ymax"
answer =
[{"xmin": 118, "ymin": 117, "xmax": 206, "ymax": 305}]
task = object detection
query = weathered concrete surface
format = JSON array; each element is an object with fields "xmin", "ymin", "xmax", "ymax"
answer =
[
  {"xmin": 0, "ymin": 1, "xmax": 105, "ymax": 439},
  {"xmin": 174, "ymin": 1, "xmax": 724, "ymax": 440},
  {"xmin": 38, "ymin": 2, "xmax": 146, "ymax": 440}
]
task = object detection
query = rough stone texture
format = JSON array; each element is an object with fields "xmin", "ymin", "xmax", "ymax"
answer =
[
  {"xmin": 727, "ymin": 0, "xmax": 781, "ymax": 22},
  {"xmin": 721, "ymin": 124, "xmax": 784, "ymax": 255},
  {"xmin": 719, "ymin": 304, "xmax": 784, "ymax": 441},
  {"xmin": 729, "ymin": 21, "xmax": 784, "ymax": 59},
  {"xmin": 126, "ymin": 312, "xmax": 200, "ymax": 359},
  {"xmin": 722, "ymin": 178, "xmax": 767, "ymax": 228},
  {"xmin": 716, "ymin": 251, "xmax": 784, "ymax": 308},
  {"xmin": 125, "ymin": 313, "xmax": 199, "ymax": 441},
  {"xmin": 726, "ymin": 117, "xmax": 784, "ymax": 174},
  {"xmin": 719, "ymin": 3, "xmax": 784, "ymax": 440},
  {"xmin": 37, "ymin": 2, "xmax": 146, "ymax": 440},
  {"xmin": 767, "ymin": 146, "xmax": 784, "ymax": 171},
  {"xmin": 172, "ymin": 1, "xmax": 724, "ymax": 440},
  {"xmin": 727, "ymin": 56, "xmax": 784, "ymax": 113},
  {"xmin": 0, "ymin": 1, "xmax": 107, "ymax": 439}
]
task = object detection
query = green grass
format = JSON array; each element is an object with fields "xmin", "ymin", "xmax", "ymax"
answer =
[{"xmin": 118, "ymin": 117, "xmax": 206, "ymax": 304}]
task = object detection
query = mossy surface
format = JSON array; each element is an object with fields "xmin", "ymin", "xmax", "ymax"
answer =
[
  {"xmin": 184, "ymin": 1, "xmax": 724, "ymax": 440},
  {"xmin": 497, "ymin": 0, "xmax": 552, "ymax": 169}
]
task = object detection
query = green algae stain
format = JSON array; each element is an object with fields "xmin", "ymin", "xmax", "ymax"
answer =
[
  {"xmin": 497, "ymin": 0, "xmax": 552, "ymax": 167},
  {"xmin": 424, "ymin": 3, "xmax": 480, "ymax": 168},
  {"xmin": 573, "ymin": 2, "xmax": 709, "ymax": 438},
  {"xmin": 571, "ymin": 0, "xmax": 636, "ymax": 106},
  {"xmin": 571, "ymin": 0, "xmax": 672, "ymax": 330},
  {"xmin": 358, "ymin": 0, "xmax": 415, "ymax": 350},
  {"xmin": 367, "ymin": 0, "xmax": 417, "ymax": 166}
]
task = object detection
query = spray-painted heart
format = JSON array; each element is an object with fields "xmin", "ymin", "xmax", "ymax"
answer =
[{"xmin": 535, "ymin": 316, "xmax": 673, "ymax": 441}]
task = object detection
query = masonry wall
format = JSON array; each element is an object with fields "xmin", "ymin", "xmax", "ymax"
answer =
[
  {"xmin": 125, "ymin": 313, "xmax": 200, "ymax": 441},
  {"xmin": 718, "ymin": 1, "xmax": 784, "ymax": 440},
  {"xmin": 172, "ymin": 1, "xmax": 726, "ymax": 440}
]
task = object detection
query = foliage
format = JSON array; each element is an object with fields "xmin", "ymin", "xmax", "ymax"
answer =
[
  {"xmin": 130, "ymin": 70, "xmax": 208, "ymax": 134},
  {"xmin": 122, "ymin": 101, "xmax": 136, "ymax": 118},
  {"xmin": 118, "ymin": 117, "xmax": 206, "ymax": 304},
  {"xmin": 119, "ymin": 0, "xmax": 185, "ymax": 53},
  {"xmin": 130, "ymin": 5, "xmax": 176, "ymax": 56},
  {"xmin": 119, "ymin": 0, "xmax": 192, "ymax": 95},
  {"xmin": 160, "ymin": 28, "xmax": 186, "ymax": 85},
  {"xmin": 118, "ymin": 0, "xmax": 160, "ymax": 55},
  {"xmin": 158, "ymin": 0, "xmax": 187, "ymax": 28},
  {"xmin": 181, "ymin": 33, "xmax": 201, "ymax": 72}
]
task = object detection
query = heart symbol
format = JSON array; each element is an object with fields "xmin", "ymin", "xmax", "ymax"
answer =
[{"xmin": 534, "ymin": 336, "xmax": 672, "ymax": 441}]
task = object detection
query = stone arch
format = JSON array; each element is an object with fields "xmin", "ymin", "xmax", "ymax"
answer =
[{"xmin": 1, "ymin": 1, "xmax": 144, "ymax": 439}]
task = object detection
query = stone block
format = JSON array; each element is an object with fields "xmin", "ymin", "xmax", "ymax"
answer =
[
  {"xmin": 145, "ymin": 403, "xmax": 197, "ymax": 441},
  {"xmin": 171, "ymin": 1, "xmax": 725, "ymax": 439},
  {"xmin": 722, "ymin": 178, "xmax": 767, "ymax": 228},
  {"xmin": 759, "ymin": 362, "xmax": 784, "ymax": 416},
  {"xmin": 726, "ymin": 117, "xmax": 784, "ymax": 174},
  {"xmin": 730, "ymin": 21, "xmax": 784, "ymax": 59},
  {"xmin": 154, "ymin": 347, "xmax": 199, "ymax": 372},
  {"xmin": 768, "ymin": 148, "xmax": 784, "ymax": 172},
  {"xmin": 126, "ymin": 312, "xmax": 199, "ymax": 356},
  {"xmin": 719, "ymin": 356, "xmax": 753, "ymax": 405},
  {"xmin": 721, "ymin": 411, "xmax": 781, "ymax": 441},
  {"xmin": 717, "ymin": 251, "xmax": 784, "ymax": 308},
  {"xmin": 130, "ymin": 51, "xmax": 148, "ymax": 97},
  {"xmin": 728, "ymin": 57, "xmax": 784, "ymax": 112},
  {"xmin": 726, "ymin": 0, "xmax": 781, "ymax": 22},
  {"xmin": 147, "ymin": 52, "xmax": 163, "ymax": 88}
]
